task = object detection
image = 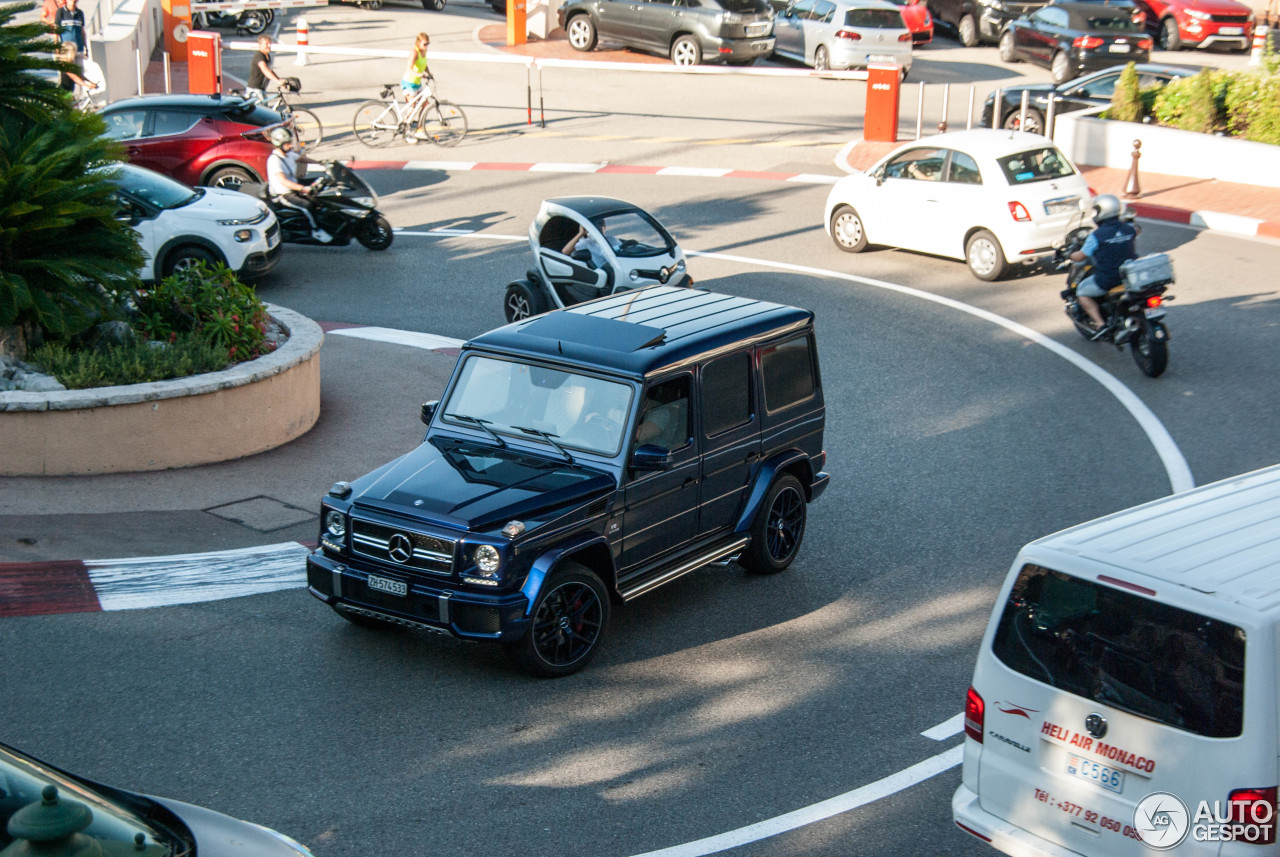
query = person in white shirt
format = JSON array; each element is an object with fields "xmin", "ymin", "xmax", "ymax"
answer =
[{"xmin": 266, "ymin": 126, "xmax": 330, "ymax": 243}]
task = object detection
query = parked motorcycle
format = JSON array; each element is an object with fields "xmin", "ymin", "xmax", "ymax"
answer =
[
  {"xmin": 241, "ymin": 161, "xmax": 393, "ymax": 251},
  {"xmin": 1055, "ymin": 210, "xmax": 1175, "ymax": 378},
  {"xmin": 191, "ymin": 8, "xmax": 272, "ymax": 35}
]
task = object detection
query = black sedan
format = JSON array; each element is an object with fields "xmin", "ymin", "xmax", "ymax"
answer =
[
  {"xmin": 980, "ymin": 62, "xmax": 1195, "ymax": 133},
  {"xmin": 998, "ymin": 1, "xmax": 1152, "ymax": 84}
]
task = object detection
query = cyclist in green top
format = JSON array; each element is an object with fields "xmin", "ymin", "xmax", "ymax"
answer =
[{"xmin": 401, "ymin": 32, "xmax": 432, "ymax": 103}]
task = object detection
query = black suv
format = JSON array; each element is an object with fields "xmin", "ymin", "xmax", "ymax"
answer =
[
  {"xmin": 307, "ymin": 287, "xmax": 829, "ymax": 676},
  {"xmin": 558, "ymin": 0, "xmax": 777, "ymax": 66},
  {"xmin": 928, "ymin": 0, "xmax": 1046, "ymax": 44}
]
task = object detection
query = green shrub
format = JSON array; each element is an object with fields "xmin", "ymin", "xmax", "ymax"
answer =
[
  {"xmin": 133, "ymin": 261, "xmax": 272, "ymax": 363},
  {"xmin": 29, "ymin": 335, "xmax": 231, "ymax": 389},
  {"xmin": 1180, "ymin": 70, "xmax": 1220, "ymax": 134},
  {"xmin": 1110, "ymin": 63, "xmax": 1144, "ymax": 123},
  {"xmin": 1225, "ymin": 71, "xmax": 1280, "ymax": 145}
]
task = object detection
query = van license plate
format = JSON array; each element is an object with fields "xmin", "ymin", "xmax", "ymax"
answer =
[
  {"xmin": 1066, "ymin": 753, "xmax": 1125, "ymax": 793},
  {"xmin": 367, "ymin": 574, "xmax": 407, "ymax": 597}
]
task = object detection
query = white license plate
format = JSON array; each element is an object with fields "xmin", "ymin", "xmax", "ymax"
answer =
[
  {"xmin": 1220, "ymin": 26, "xmax": 1243, "ymax": 34},
  {"xmin": 1108, "ymin": 43, "xmax": 1130, "ymax": 52},
  {"xmin": 1045, "ymin": 197, "xmax": 1081, "ymax": 215},
  {"xmin": 870, "ymin": 53, "xmax": 895, "ymax": 62},
  {"xmin": 1144, "ymin": 307, "xmax": 1167, "ymax": 319},
  {"xmin": 367, "ymin": 574, "xmax": 407, "ymax": 597},
  {"xmin": 1066, "ymin": 753, "xmax": 1126, "ymax": 793},
  {"xmin": 745, "ymin": 23, "xmax": 768, "ymax": 36}
]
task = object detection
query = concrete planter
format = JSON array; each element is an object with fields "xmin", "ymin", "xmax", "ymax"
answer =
[
  {"xmin": 1053, "ymin": 107, "xmax": 1280, "ymax": 189},
  {"xmin": 0, "ymin": 305, "xmax": 322, "ymax": 476}
]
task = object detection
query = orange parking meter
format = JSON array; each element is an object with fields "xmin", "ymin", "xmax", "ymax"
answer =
[
  {"xmin": 506, "ymin": 0, "xmax": 527, "ymax": 45},
  {"xmin": 187, "ymin": 30, "xmax": 222, "ymax": 94},
  {"xmin": 161, "ymin": 0, "xmax": 192, "ymax": 61},
  {"xmin": 864, "ymin": 62, "xmax": 901, "ymax": 143}
]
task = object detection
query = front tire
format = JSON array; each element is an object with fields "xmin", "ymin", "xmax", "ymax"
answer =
[
  {"xmin": 829, "ymin": 204, "xmax": 868, "ymax": 252},
  {"xmin": 998, "ymin": 30, "xmax": 1018, "ymax": 62},
  {"xmin": 504, "ymin": 563, "xmax": 610, "ymax": 678},
  {"xmin": 957, "ymin": 13, "xmax": 978, "ymax": 46},
  {"xmin": 352, "ymin": 100, "xmax": 398, "ymax": 147},
  {"xmin": 813, "ymin": 45, "xmax": 830, "ymax": 70},
  {"xmin": 504, "ymin": 279, "xmax": 548, "ymax": 322},
  {"xmin": 163, "ymin": 245, "xmax": 219, "ymax": 277},
  {"xmin": 357, "ymin": 215, "xmax": 394, "ymax": 250},
  {"xmin": 1130, "ymin": 327, "xmax": 1169, "ymax": 377},
  {"xmin": 741, "ymin": 473, "xmax": 807, "ymax": 574},
  {"xmin": 1001, "ymin": 107, "xmax": 1044, "ymax": 135},
  {"xmin": 966, "ymin": 229, "xmax": 1007, "ymax": 281},
  {"xmin": 290, "ymin": 107, "xmax": 324, "ymax": 148},
  {"xmin": 671, "ymin": 34, "xmax": 701, "ymax": 66},
  {"xmin": 567, "ymin": 14, "xmax": 597, "ymax": 51},
  {"xmin": 422, "ymin": 0, "xmax": 446, "ymax": 8},
  {"xmin": 1159, "ymin": 17, "xmax": 1181, "ymax": 50}
]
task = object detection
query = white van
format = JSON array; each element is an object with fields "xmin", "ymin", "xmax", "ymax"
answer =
[{"xmin": 953, "ymin": 464, "xmax": 1280, "ymax": 856}]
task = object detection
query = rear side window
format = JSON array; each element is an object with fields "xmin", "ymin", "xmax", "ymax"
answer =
[
  {"xmin": 701, "ymin": 352, "xmax": 752, "ymax": 436},
  {"xmin": 991, "ymin": 564, "xmax": 1245, "ymax": 738},
  {"xmin": 844, "ymin": 7, "xmax": 903, "ymax": 27},
  {"xmin": 150, "ymin": 110, "xmax": 197, "ymax": 137},
  {"xmin": 997, "ymin": 147, "xmax": 1076, "ymax": 185},
  {"xmin": 761, "ymin": 336, "xmax": 815, "ymax": 412}
]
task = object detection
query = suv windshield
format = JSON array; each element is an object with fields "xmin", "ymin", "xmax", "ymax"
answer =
[
  {"xmin": 442, "ymin": 355, "xmax": 634, "ymax": 456},
  {"xmin": 112, "ymin": 165, "xmax": 201, "ymax": 209},
  {"xmin": 996, "ymin": 147, "xmax": 1077, "ymax": 185},
  {"xmin": 0, "ymin": 746, "xmax": 181, "ymax": 854},
  {"xmin": 991, "ymin": 564, "xmax": 1245, "ymax": 738},
  {"xmin": 594, "ymin": 211, "xmax": 674, "ymax": 259}
]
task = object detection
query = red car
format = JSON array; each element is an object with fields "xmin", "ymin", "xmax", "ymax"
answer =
[
  {"xmin": 1135, "ymin": 0, "xmax": 1254, "ymax": 50},
  {"xmin": 101, "ymin": 94, "xmax": 287, "ymax": 191},
  {"xmin": 886, "ymin": 0, "xmax": 934, "ymax": 43}
]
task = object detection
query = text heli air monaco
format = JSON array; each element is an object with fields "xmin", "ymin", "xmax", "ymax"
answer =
[{"xmin": 953, "ymin": 463, "xmax": 1280, "ymax": 856}]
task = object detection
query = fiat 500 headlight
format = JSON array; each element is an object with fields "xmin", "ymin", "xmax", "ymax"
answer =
[{"xmin": 474, "ymin": 544, "xmax": 501, "ymax": 576}]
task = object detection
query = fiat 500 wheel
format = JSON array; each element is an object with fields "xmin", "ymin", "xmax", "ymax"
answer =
[{"xmin": 830, "ymin": 204, "xmax": 868, "ymax": 253}]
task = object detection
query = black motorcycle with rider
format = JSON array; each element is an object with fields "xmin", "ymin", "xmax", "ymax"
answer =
[
  {"xmin": 252, "ymin": 126, "xmax": 393, "ymax": 251},
  {"xmin": 1057, "ymin": 194, "xmax": 1174, "ymax": 378}
]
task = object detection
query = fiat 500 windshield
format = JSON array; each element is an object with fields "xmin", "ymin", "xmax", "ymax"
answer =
[{"xmin": 442, "ymin": 355, "xmax": 634, "ymax": 456}]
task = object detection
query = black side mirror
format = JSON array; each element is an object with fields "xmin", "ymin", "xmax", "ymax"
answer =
[
  {"xmin": 631, "ymin": 444, "xmax": 672, "ymax": 471},
  {"xmin": 420, "ymin": 400, "xmax": 438, "ymax": 426}
]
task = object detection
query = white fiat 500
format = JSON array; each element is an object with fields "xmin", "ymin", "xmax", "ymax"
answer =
[{"xmin": 823, "ymin": 129, "xmax": 1092, "ymax": 280}]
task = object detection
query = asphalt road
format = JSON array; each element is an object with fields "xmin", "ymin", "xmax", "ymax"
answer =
[{"xmin": 3, "ymin": 7, "xmax": 1280, "ymax": 857}]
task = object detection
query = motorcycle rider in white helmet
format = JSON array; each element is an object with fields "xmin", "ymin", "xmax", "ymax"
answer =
[
  {"xmin": 267, "ymin": 126, "xmax": 331, "ymax": 244},
  {"xmin": 1070, "ymin": 194, "xmax": 1139, "ymax": 341}
]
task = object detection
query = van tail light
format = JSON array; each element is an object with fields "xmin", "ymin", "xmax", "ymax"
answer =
[
  {"xmin": 898, "ymin": 31, "xmax": 912, "ymax": 41},
  {"xmin": 965, "ymin": 686, "xmax": 985, "ymax": 743},
  {"xmin": 1146, "ymin": 295, "xmax": 1163, "ymax": 309},
  {"xmin": 1228, "ymin": 787, "xmax": 1277, "ymax": 845},
  {"xmin": 1008, "ymin": 201, "xmax": 1032, "ymax": 222},
  {"xmin": 1138, "ymin": 37, "xmax": 1153, "ymax": 49},
  {"xmin": 1073, "ymin": 35, "xmax": 1104, "ymax": 48},
  {"xmin": 835, "ymin": 28, "xmax": 861, "ymax": 40}
]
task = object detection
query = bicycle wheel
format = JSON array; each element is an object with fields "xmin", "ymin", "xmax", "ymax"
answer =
[
  {"xmin": 418, "ymin": 100, "xmax": 467, "ymax": 147},
  {"xmin": 290, "ymin": 107, "xmax": 324, "ymax": 148},
  {"xmin": 352, "ymin": 100, "xmax": 401, "ymax": 148}
]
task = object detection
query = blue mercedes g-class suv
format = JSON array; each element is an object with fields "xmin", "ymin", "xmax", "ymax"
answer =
[{"xmin": 306, "ymin": 286, "xmax": 829, "ymax": 676}]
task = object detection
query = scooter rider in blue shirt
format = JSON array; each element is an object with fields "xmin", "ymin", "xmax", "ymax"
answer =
[{"xmin": 1070, "ymin": 194, "xmax": 1139, "ymax": 341}]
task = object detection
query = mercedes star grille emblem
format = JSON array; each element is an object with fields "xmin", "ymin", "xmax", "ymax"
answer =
[
  {"xmin": 388, "ymin": 533, "xmax": 414, "ymax": 564},
  {"xmin": 1084, "ymin": 713, "xmax": 1108, "ymax": 739}
]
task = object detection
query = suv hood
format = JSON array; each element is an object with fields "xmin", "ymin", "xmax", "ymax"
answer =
[{"xmin": 350, "ymin": 436, "xmax": 615, "ymax": 532}]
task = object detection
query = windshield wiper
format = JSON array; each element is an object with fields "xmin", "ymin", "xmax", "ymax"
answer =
[
  {"xmin": 445, "ymin": 412, "xmax": 506, "ymax": 448},
  {"xmin": 512, "ymin": 426, "xmax": 574, "ymax": 464}
]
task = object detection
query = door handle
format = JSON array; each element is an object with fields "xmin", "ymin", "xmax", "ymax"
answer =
[
  {"xmin": 744, "ymin": 451, "xmax": 759, "ymax": 462},
  {"xmin": 683, "ymin": 477, "xmax": 697, "ymax": 487}
]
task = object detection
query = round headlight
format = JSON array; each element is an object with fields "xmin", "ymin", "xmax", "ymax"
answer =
[
  {"xmin": 324, "ymin": 510, "xmax": 346, "ymax": 539},
  {"xmin": 474, "ymin": 544, "xmax": 501, "ymax": 576}
]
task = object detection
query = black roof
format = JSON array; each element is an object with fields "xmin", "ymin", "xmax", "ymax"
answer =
[{"xmin": 469, "ymin": 287, "xmax": 814, "ymax": 378}]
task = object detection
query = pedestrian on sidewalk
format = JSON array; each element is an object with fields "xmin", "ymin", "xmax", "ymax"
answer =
[
  {"xmin": 40, "ymin": 0, "xmax": 66, "ymax": 30},
  {"xmin": 246, "ymin": 35, "xmax": 286, "ymax": 101},
  {"xmin": 55, "ymin": 0, "xmax": 86, "ymax": 55},
  {"xmin": 401, "ymin": 32, "xmax": 432, "ymax": 104}
]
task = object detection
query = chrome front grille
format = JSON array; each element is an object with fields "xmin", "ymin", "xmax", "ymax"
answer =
[{"xmin": 352, "ymin": 519, "xmax": 456, "ymax": 575}]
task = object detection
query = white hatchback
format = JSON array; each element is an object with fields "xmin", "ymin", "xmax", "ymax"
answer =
[
  {"xmin": 823, "ymin": 129, "xmax": 1092, "ymax": 280},
  {"xmin": 106, "ymin": 163, "xmax": 281, "ymax": 282},
  {"xmin": 773, "ymin": 0, "xmax": 913, "ymax": 73}
]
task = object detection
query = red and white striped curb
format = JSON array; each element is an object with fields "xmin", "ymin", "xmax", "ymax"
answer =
[
  {"xmin": 343, "ymin": 160, "xmax": 841, "ymax": 184},
  {"xmin": 1126, "ymin": 201, "xmax": 1280, "ymax": 241}
]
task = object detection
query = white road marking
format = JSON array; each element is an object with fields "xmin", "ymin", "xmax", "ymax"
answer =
[
  {"xmin": 922, "ymin": 713, "xmax": 965, "ymax": 741},
  {"xmin": 629, "ymin": 746, "xmax": 964, "ymax": 857},
  {"xmin": 786, "ymin": 173, "xmax": 842, "ymax": 184},
  {"xmin": 87, "ymin": 543, "xmax": 309, "ymax": 611},
  {"xmin": 328, "ymin": 327, "xmax": 466, "ymax": 350}
]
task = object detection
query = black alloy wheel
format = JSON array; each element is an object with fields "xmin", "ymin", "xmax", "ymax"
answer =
[
  {"xmin": 505, "ymin": 563, "xmax": 610, "ymax": 677},
  {"xmin": 741, "ymin": 473, "xmax": 807, "ymax": 574}
]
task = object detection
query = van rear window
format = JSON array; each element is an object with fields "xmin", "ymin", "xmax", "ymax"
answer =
[{"xmin": 991, "ymin": 565, "xmax": 1245, "ymax": 739}]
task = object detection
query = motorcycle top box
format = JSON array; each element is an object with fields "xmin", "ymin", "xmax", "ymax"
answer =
[{"xmin": 1120, "ymin": 253, "xmax": 1175, "ymax": 291}]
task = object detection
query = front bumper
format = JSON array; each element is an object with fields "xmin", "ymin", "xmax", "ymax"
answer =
[
  {"xmin": 238, "ymin": 239, "xmax": 282, "ymax": 276},
  {"xmin": 703, "ymin": 35, "xmax": 775, "ymax": 62},
  {"xmin": 1185, "ymin": 30, "xmax": 1250, "ymax": 49},
  {"xmin": 307, "ymin": 550, "xmax": 531, "ymax": 640}
]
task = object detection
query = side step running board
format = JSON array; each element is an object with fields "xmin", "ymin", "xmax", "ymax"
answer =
[{"xmin": 619, "ymin": 536, "xmax": 750, "ymax": 602}]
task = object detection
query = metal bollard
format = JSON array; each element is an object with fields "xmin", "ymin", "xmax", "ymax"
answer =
[
  {"xmin": 1045, "ymin": 95, "xmax": 1056, "ymax": 138},
  {"xmin": 1124, "ymin": 139, "xmax": 1142, "ymax": 199},
  {"xmin": 163, "ymin": 52, "xmax": 171, "ymax": 94},
  {"xmin": 967, "ymin": 84, "xmax": 975, "ymax": 130},
  {"xmin": 295, "ymin": 17, "xmax": 309, "ymax": 67},
  {"xmin": 992, "ymin": 87, "xmax": 1001, "ymax": 128},
  {"xmin": 916, "ymin": 81, "xmax": 925, "ymax": 139},
  {"xmin": 938, "ymin": 83, "xmax": 950, "ymax": 133},
  {"xmin": 1250, "ymin": 25, "xmax": 1270, "ymax": 65},
  {"xmin": 135, "ymin": 46, "xmax": 143, "ymax": 95},
  {"xmin": 1019, "ymin": 89, "xmax": 1029, "ymax": 131}
]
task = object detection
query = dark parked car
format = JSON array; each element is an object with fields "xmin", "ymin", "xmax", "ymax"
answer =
[
  {"xmin": 308, "ymin": 286, "xmax": 830, "ymax": 677},
  {"xmin": 557, "ymin": 0, "xmax": 777, "ymax": 66},
  {"xmin": 927, "ymin": 0, "xmax": 1045, "ymax": 45},
  {"xmin": 0, "ymin": 741, "xmax": 312, "ymax": 857},
  {"xmin": 101, "ymin": 94, "xmax": 287, "ymax": 191},
  {"xmin": 981, "ymin": 62, "xmax": 1195, "ymax": 133},
  {"xmin": 998, "ymin": 1, "xmax": 1152, "ymax": 83}
]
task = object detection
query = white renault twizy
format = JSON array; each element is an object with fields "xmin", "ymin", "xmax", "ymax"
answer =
[{"xmin": 502, "ymin": 196, "xmax": 692, "ymax": 323}]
